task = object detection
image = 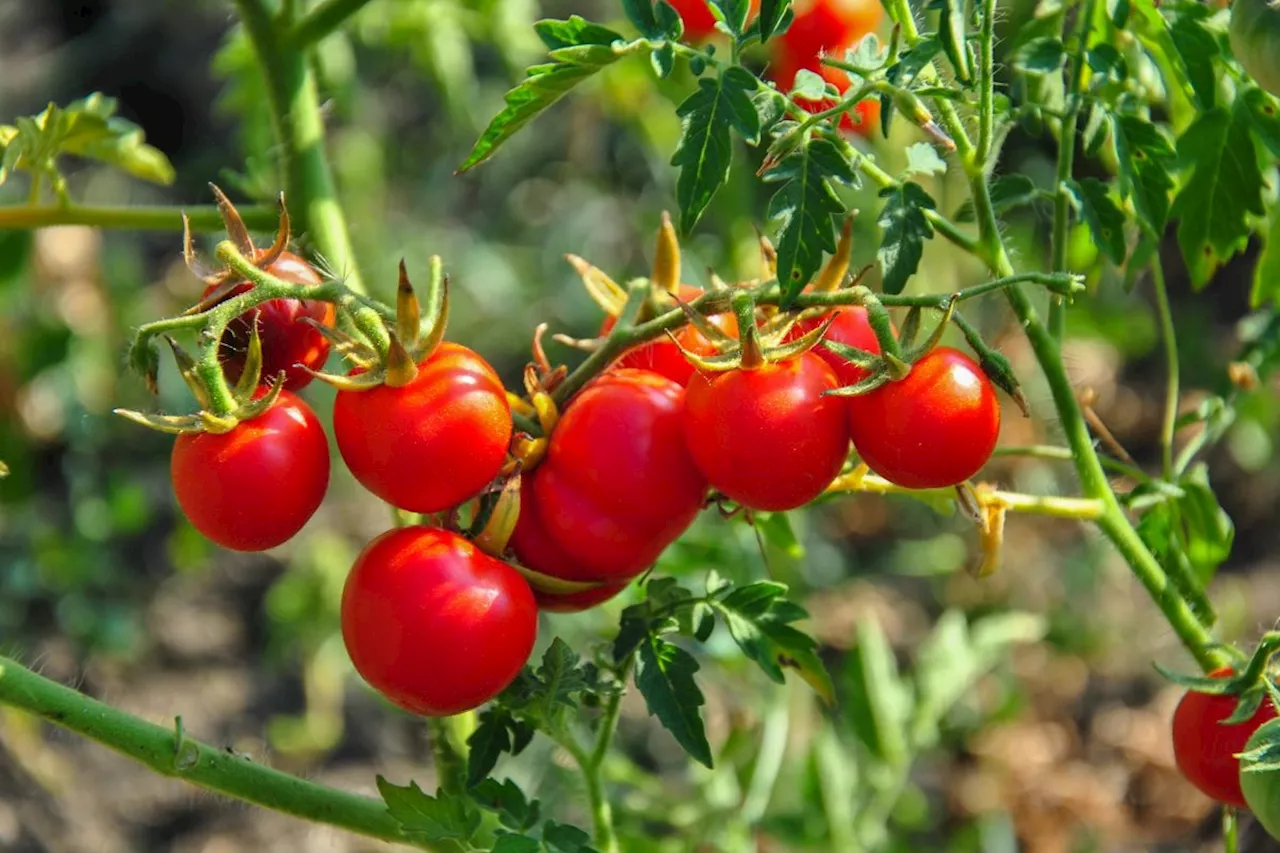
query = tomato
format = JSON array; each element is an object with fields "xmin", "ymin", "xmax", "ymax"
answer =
[
  {"xmin": 205, "ymin": 251, "xmax": 335, "ymax": 391},
  {"xmin": 601, "ymin": 285, "xmax": 738, "ymax": 386},
  {"xmin": 170, "ymin": 390, "xmax": 330, "ymax": 551},
  {"xmin": 523, "ymin": 369, "xmax": 707, "ymax": 582},
  {"xmin": 668, "ymin": 0, "xmax": 761, "ymax": 42},
  {"xmin": 769, "ymin": 53, "xmax": 880, "ymax": 135},
  {"xmin": 1172, "ymin": 668, "xmax": 1278, "ymax": 808},
  {"xmin": 1231, "ymin": 0, "xmax": 1280, "ymax": 98},
  {"xmin": 1241, "ymin": 717, "xmax": 1280, "ymax": 837},
  {"xmin": 332, "ymin": 342, "xmax": 512, "ymax": 514},
  {"xmin": 684, "ymin": 353, "xmax": 848, "ymax": 511},
  {"xmin": 777, "ymin": 0, "xmax": 882, "ymax": 63},
  {"xmin": 785, "ymin": 306, "xmax": 884, "ymax": 387},
  {"xmin": 846, "ymin": 347, "xmax": 999, "ymax": 489},
  {"xmin": 341, "ymin": 526, "xmax": 536, "ymax": 716}
]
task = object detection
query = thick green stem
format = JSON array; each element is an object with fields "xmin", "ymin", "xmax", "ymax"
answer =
[
  {"xmin": 1150, "ymin": 255, "xmax": 1179, "ymax": 481},
  {"xmin": 233, "ymin": 0, "xmax": 364, "ymax": 294},
  {"xmin": 0, "ymin": 656, "xmax": 438, "ymax": 850},
  {"xmin": 285, "ymin": 0, "xmax": 377, "ymax": 49},
  {"xmin": 558, "ymin": 733, "xmax": 617, "ymax": 853},
  {"xmin": 427, "ymin": 716, "xmax": 469, "ymax": 796},
  {"xmin": 0, "ymin": 204, "xmax": 276, "ymax": 232}
]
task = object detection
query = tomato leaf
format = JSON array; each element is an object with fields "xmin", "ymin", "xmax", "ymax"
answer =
[
  {"xmin": 492, "ymin": 834, "xmax": 543, "ymax": 853},
  {"xmin": 1239, "ymin": 718, "xmax": 1280, "ymax": 772},
  {"xmin": 377, "ymin": 777, "xmax": 482, "ymax": 843},
  {"xmin": 1135, "ymin": 502, "xmax": 1217, "ymax": 625},
  {"xmin": 543, "ymin": 820, "xmax": 602, "ymax": 853},
  {"xmin": 758, "ymin": 0, "xmax": 793, "ymax": 41},
  {"xmin": 472, "ymin": 778, "xmax": 542, "ymax": 832},
  {"xmin": 1252, "ymin": 197, "xmax": 1280, "ymax": 307},
  {"xmin": 461, "ymin": 19, "xmax": 637, "ymax": 171},
  {"xmin": 1015, "ymin": 37, "xmax": 1065, "ymax": 74},
  {"xmin": 953, "ymin": 173, "xmax": 1040, "ymax": 223},
  {"xmin": 1177, "ymin": 463, "xmax": 1234, "ymax": 583},
  {"xmin": 903, "ymin": 142, "xmax": 948, "ymax": 178},
  {"xmin": 620, "ymin": 0, "xmax": 683, "ymax": 40},
  {"xmin": 635, "ymin": 636, "xmax": 713, "ymax": 767},
  {"xmin": 467, "ymin": 708, "xmax": 535, "ymax": 787},
  {"xmin": 877, "ymin": 181, "xmax": 936, "ymax": 295},
  {"xmin": 1242, "ymin": 87, "xmax": 1280, "ymax": 159},
  {"xmin": 1112, "ymin": 117, "xmax": 1175, "ymax": 237},
  {"xmin": 710, "ymin": 0, "xmax": 752, "ymax": 34},
  {"xmin": 712, "ymin": 581, "xmax": 834, "ymax": 703},
  {"xmin": 1167, "ymin": 14, "xmax": 1218, "ymax": 111},
  {"xmin": 1171, "ymin": 101, "xmax": 1264, "ymax": 288},
  {"xmin": 843, "ymin": 616, "xmax": 910, "ymax": 764},
  {"xmin": 1065, "ymin": 178, "xmax": 1127, "ymax": 265},
  {"xmin": 671, "ymin": 67, "xmax": 762, "ymax": 234}
]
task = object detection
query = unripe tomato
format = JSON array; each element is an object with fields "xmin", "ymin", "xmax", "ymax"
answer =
[
  {"xmin": 341, "ymin": 527, "xmax": 536, "ymax": 716},
  {"xmin": 1231, "ymin": 0, "xmax": 1280, "ymax": 97},
  {"xmin": 777, "ymin": 0, "xmax": 883, "ymax": 68},
  {"xmin": 526, "ymin": 369, "xmax": 707, "ymax": 582},
  {"xmin": 1173, "ymin": 668, "xmax": 1278, "ymax": 808},
  {"xmin": 684, "ymin": 353, "xmax": 849, "ymax": 511},
  {"xmin": 769, "ymin": 54, "xmax": 880, "ymax": 135},
  {"xmin": 333, "ymin": 342, "xmax": 513, "ymax": 514},
  {"xmin": 668, "ymin": 0, "xmax": 761, "ymax": 42},
  {"xmin": 847, "ymin": 347, "xmax": 999, "ymax": 489},
  {"xmin": 1241, "ymin": 717, "xmax": 1280, "ymax": 837},
  {"xmin": 785, "ymin": 307, "xmax": 884, "ymax": 387},
  {"xmin": 171, "ymin": 390, "xmax": 330, "ymax": 551},
  {"xmin": 601, "ymin": 285, "xmax": 738, "ymax": 386},
  {"xmin": 205, "ymin": 252, "xmax": 335, "ymax": 391}
]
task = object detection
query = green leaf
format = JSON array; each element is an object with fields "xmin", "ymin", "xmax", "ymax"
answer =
[
  {"xmin": 758, "ymin": 0, "xmax": 793, "ymax": 41},
  {"xmin": 671, "ymin": 67, "xmax": 762, "ymax": 233},
  {"xmin": 635, "ymin": 636, "xmax": 713, "ymax": 767},
  {"xmin": 493, "ymin": 835, "xmax": 543, "ymax": 853},
  {"xmin": 1178, "ymin": 463, "xmax": 1234, "ymax": 582},
  {"xmin": 467, "ymin": 708, "xmax": 535, "ymax": 787},
  {"xmin": 876, "ymin": 181, "xmax": 936, "ymax": 295},
  {"xmin": 903, "ymin": 142, "xmax": 947, "ymax": 177},
  {"xmin": 764, "ymin": 136, "xmax": 857, "ymax": 301},
  {"xmin": 1168, "ymin": 15, "xmax": 1218, "ymax": 110},
  {"xmin": 1016, "ymin": 37, "xmax": 1065, "ymax": 73},
  {"xmin": 1172, "ymin": 101, "xmax": 1265, "ymax": 287},
  {"xmin": 1136, "ymin": 502, "xmax": 1217, "ymax": 625},
  {"xmin": 1066, "ymin": 178, "xmax": 1126, "ymax": 265},
  {"xmin": 543, "ymin": 821, "xmax": 601, "ymax": 853},
  {"xmin": 843, "ymin": 617, "xmax": 910, "ymax": 764},
  {"xmin": 1087, "ymin": 44, "xmax": 1127, "ymax": 80},
  {"xmin": 472, "ymin": 778, "xmax": 541, "ymax": 832},
  {"xmin": 754, "ymin": 512, "xmax": 805, "ymax": 561},
  {"xmin": 1242, "ymin": 87, "xmax": 1280, "ymax": 159},
  {"xmin": 461, "ymin": 19, "xmax": 635, "ymax": 171},
  {"xmin": 376, "ymin": 777, "xmax": 482, "ymax": 842},
  {"xmin": 711, "ymin": 0, "xmax": 752, "ymax": 33},
  {"xmin": 792, "ymin": 68, "xmax": 829, "ymax": 101},
  {"xmin": 713, "ymin": 582, "xmax": 834, "ymax": 703},
  {"xmin": 1111, "ymin": 114, "xmax": 1175, "ymax": 235},
  {"xmin": 621, "ymin": 0, "xmax": 683, "ymax": 39},
  {"xmin": 528, "ymin": 638, "xmax": 596, "ymax": 710},
  {"xmin": 953, "ymin": 173, "xmax": 1040, "ymax": 223},
  {"xmin": 938, "ymin": 0, "xmax": 972, "ymax": 83},
  {"xmin": 1252, "ymin": 197, "xmax": 1280, "ymax": 307}
]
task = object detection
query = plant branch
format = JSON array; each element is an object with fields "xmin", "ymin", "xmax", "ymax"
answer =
[
  {"xmin": 0, "ymin": 204, "xmax": 277, "ymax": 232},
  {"xmin": 0, "ymin": 656, "xmax": 440, "ymax": 851},
  {"xmin": 825, "ymin": 470, "xmax": 1106, "ymax": 519},
  {"xmin": 285, "ymin": 0, "xmax": 376, "ymax": 49},
  {"xmin": 556, "ymin": 729, "xmax": 618, "ymax": 853},
  {"xmin": 1150, "ymin": 255, "xmax": 1179, "ymax": 481}
]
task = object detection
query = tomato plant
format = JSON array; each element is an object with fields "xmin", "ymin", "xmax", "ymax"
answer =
[
  {"xmin": 601, "ymin": 285, "xmax": 738, "ymax": 386},
  {"xmin": 1231, "ymin": 0, "xmax": 1280, "ymax": 98},
  {"xmin": 341, "ymin": 526, "xmax": 536, "ymax": 716},
  {"xmin": 1171, "ymin": 668, "xmax": 1278, "ymax": 808},
  {"xmin": 787, "ymin": 305, "xmax": 884, "ymax": 386},
  {"xmin": 769, "ymin": 54, "xmax": 881, "ymax": 135},
  {"xmin": 1241, "ymin": 717, "xmax": 1280, "ymax": 837},
  {"xmin": 847, "ymin": 347, "xmax": 1000, "ymax": 489},
  {"xmin": 668, "ymin": 0, "xmax": 761, "ymax": 42},
  {"xmin": 332, "ymin": 342, "xmax": 512, "ymax": 514},
  {"xmin": 170, "ymin": 389, "xmax": 330, "ymax": 551},
  {"xmin": 775, "ymin": 0, "xmax": 883, "ymax": 63}
]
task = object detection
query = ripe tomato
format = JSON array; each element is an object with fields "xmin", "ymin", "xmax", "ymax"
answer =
[
  {"xmin": 525, "ymin": 369, "xmax": 707, "ymax": 582},
  {"xmin": 333, "ymin": 342, "xmax": 512, "ymax": 513},
  {"xmin": 1241, "ymin": 717, "xmax": 1280, "ymax": 837},
  {"xmin": 1172, "ymin": 668, "xmax": 1278, "ymax": 808},
  {"xmin": 684, "ymin": 353, "xmax": 849, "ymax": 511},
  {"xmin": 668, "ymin": 0, "xmax": 761, "ymax": 42},
  {"xmin": 1231, "ymin": 0, "xmax": 1280, "ymax": 97},
  {"xmin": 786, "ymin": 307, "xmax": 884, "ymax": 387},
  {"xmin": 205, "ymin": 251, "xmax": 335, "ymax": 391},
  {"xmin": 601, "ymin": 285, "xmax": 738, "ymax": 386},
  {"xmin": 777, "ymin": 0, "xmax": 882, "ymax": 63},
  {"xmin": 769, "ymin": 53, "xmax": 880, "ymax": 135},
  {"xmin": 170, "ymin": 390, "xmax": 330, "ymax": 551},
  {"xmin": 341, "ymin": 526, "xmax": 536, "ymax": 716},
  {"xmin": 846, "ymin": 347, "xmax": 1000, "ymax": 489}
]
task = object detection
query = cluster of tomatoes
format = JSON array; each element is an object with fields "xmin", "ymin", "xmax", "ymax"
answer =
[{"xmin": 670, "ymin": 0, "xmax": 884, "ymax": 134}]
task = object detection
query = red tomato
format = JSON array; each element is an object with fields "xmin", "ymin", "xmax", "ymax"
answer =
[
  {"xmin": 205, "ymin": 251, "xmax": 335, "ymax": 391},
  {"xmin": 769, "ymin": 53, "xmax": 880, "ymax": 135},
  {"xmin": 526, "ymin": 369, "xmax": 707, "ymax": 582},
  {"xmin": 1172, "ymin": 667, "xmax": 1278, "ymax": 808},
  {"xmin": 668, "ymin": 0, "xmax": 761, "ymax": 42},
  {"xmin": 341, "ymin": 527, "xmax": 536, "ymax": 716},
  {"xmin": 777, "ymin": 0, "xmax": 882, "ymax": 62},
  {"xmin": 332, "ymin": 342, "xmax": 512, "ymax": 513},
  {"xmin": 846, "ymin": 347, "xmax": 1000, "ymax": 489},
  {"xmin": 684, "ymin": 353, "xmax": 849, "ymax": 511},
  {"xmin": 601, "ymin": 285, "xmax": 738, "ymax": 386},
  {"xmin": 786, "ymin": 307, "xmax": 884, "ymax": 387},
  {"xmin": 170, "ymin": 390, "xmax": 330, "ymax": 551}
]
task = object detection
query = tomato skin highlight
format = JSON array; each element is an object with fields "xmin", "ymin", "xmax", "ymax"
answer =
[
  {"xmin": 684, "ymin": 353, "xmax": 849, "ymax": 511},
  {"xmin": 846, "ymin": 347, "xmax": 1000, "ymax": 489},
  {"xmin": 601, "ymin": 285, "xmax": 738, "ymax": 386},
  {"xmin": 205, "ymin": 251, "xmax": 335, "ymax": 391},
  {"xmin": 1172, "ymin": 668, "xmax": 1278, "ymax": 808},
  {"xmin": 341, "ymin": 527, "xmax": 537, "ymax": 717},
  {"xmin": 525, "ymin": 369, "xmax": 707, "ymax": 582},
  {"xmin": 332, "ymin": 342, "xmax": 513, "ymax": 514},
  {"xmin": 786, "ymin": 307, "xmax": 884, "ymax": 387},
  {"xmin": 171, "ymin": 390, "xmax": 330, "ymax": 551}
]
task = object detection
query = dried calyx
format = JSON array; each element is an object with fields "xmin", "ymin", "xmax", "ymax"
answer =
[{"xmin": 183, "ymin": 184, "xmax": 292, "ymax": 313}]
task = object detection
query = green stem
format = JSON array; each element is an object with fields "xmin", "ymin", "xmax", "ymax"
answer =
[
  {"xmin": 975, "ymin": 0, "xmax": 998, "ymax": 165},
  {"xmin": 882, "ymin": 0, "xmax": 975, "ymax": 161},
  {"xmin": 233, "ymin": 0, "xmax": 364, "ymax": 294},
  {"xmin": 558, "ymin": 733, "xmax": 617, "ymax": 853},
  {"xmin": 0, "ymin": 656, "xmax": 439, "ymax": 851},
  {"xmin": 1048, "ymin": 0, "xmax": 1098, "ymax": 340},
  {"xmin": 992, "ymin": 444, "xmax": 1151, "ymax": 481},
  {"xmin": 826, "ymin": 470, "xmax": 1106, "ymax": 519},
  {"xmin": 0, "ymin": 204, "xmax": 277, "ymax": 232},
  {"xmin": 854, "ymin": 151, "xmax": 980, "ymax": 253},
  {"xmin": 1150, "ymin": 255, "xmax": 1179, "ymax": 481},
  {"xmin": 285, "ymin": 0, "xmax": 377, "ymax": 49},
  {"xmin": 427, "ymin": 716, "xmax": 469, "ymax": 796}
]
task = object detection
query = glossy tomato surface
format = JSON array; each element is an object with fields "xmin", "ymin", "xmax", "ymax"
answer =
[
  {"xmin": 341, "ymin": 527, "xmax": 536, "ymax": 716},
  {"xmin": 171, "ymin": 390, "xmax": 330, "ymax": 551},
  {"xmin": 333, "ymin": 342, "xmax": 512, "ymax": 514},
  {"xmin": 684, "ymin": 353, "xmax": 848, "ymax": 511},
  {"xmin": 786, "ymin": 306, "xmax": 883, "ymax": 387},
  {"xmin": 601, "ymin": 285, "xmax": 738, "ymax": 386},
  {"xmin": 777, "ymin": 0, "xmax": 883, "ymax": 63},
  {"xmin": 1172, "ymin": 668, "xmax": 1278, "ymax": 808},
  {"xmin": 206, "ymin": 251, "xmax": 335, "ymax": 391},
  {"xmin": 847, "ymin": 347, "xmax": 1000, "ymax": 489},
  {"xmin": 530, "ymin": 369, "xmax": 707, "ymax": 581}
]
